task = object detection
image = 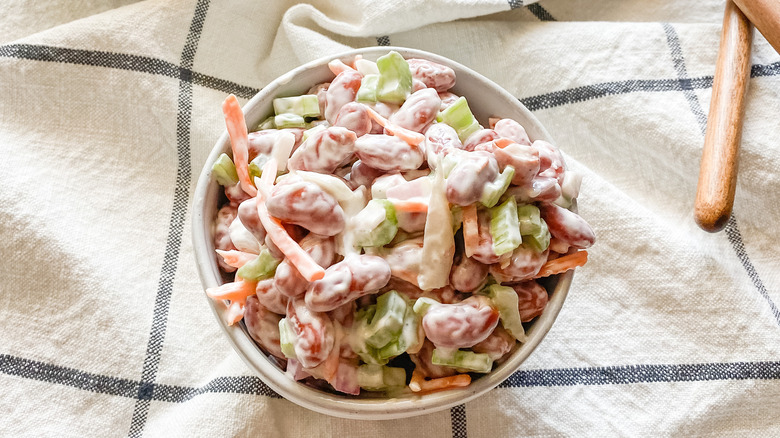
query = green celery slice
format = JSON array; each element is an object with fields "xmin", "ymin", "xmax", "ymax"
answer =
[
  {"xmin": 278, "ymin": 318, "xmax": 297, "ymax": 359},
  {"xmin": 489, "ymin": 197, "xmax": 522, "ymax": 256},
  {"xmin": 486, "ymin": 284, "xmax": 526, "ymax": 342},
  {"xmin": 248, "ymin": 154, "xmax": 270, "ymax": 181},
  {"xmin": 273, "ymin": 95, "xmax": 320, "ymax": 118},
  {"xmin": 302, "ymin": 124, "xmax": 327, "ymax": 143},
  {"xmin": 436, "ymin": 96, "xmax": 481, "ymax": 142},
  {"xmin": 353, "ymin": 199, "xmax": 398, "ymax": 247},
  {"xmin": 274, "ymin": 113, "xmax": 306, "ymax": 128},
  {"xmin": 236, "ymin": 248, "xmax": 280, "ymax": 281},
  {"xmin": 365, "ymin": 291, "xmax": 407, "ymax": 349},
  {"xmin": 412, "ymin": 297, "xmax": 440, "ymax": 316},
  {"xmin": 376, "ymin": 51, "xmax": 412, "ymax": 104},
  {"xmin": 431, "ymin": 348, "xmax": 493, "ymax": 373},
  {"xmin": 356, "ymin": 74, "xmax": 379, "ymax": 103},
  {"xmin": 480, "ymin": 166, "xmax": 515, "ymax": 208},
  {"xmin": 257, "ymin": 116, "xmax": 276, "ymax": 130},
  {"xmin": 211, "ymin": 153, "xmax": 239, "ymax": 186},
  {"xmin": 357, "ymin": 364, "xmax": 406, "ymax": 390}
]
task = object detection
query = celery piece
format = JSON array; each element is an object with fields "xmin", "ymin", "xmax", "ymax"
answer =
[
  {"xmin": 377, "ymin": 304, "xmax": 422, "ymax": 360},
  {"xmin": 356, "ymin": 74, "xmax": 379, "ymax": 103},
  {"xmin": 353, "ymin": 199, "xmax": 398, "ymax": 247},
  {"xmin": 365, "ymin": 291, "xmax": 407, "ymax": 349},
  {"xmin": 480, "ymin": 166, "xmax": 515, "ymax": 208},
  {"xmin": 351, "ymin": 306, "xmax": 390, "ymax": 365},
  {"xmin": 523, "ymin": 217, "xmax": 550, "ymax": 252},
  {"xmin": 236, "ymin": 248, "xmax": 280, "ymax": 281},
  {"xmin": 302, "ymin": 124, "xmax": 327, "ymax": 143},
  {"xmin": 273, "ymin": 95, "xmax": 321, "ymax": 118},
  {"xmin": 248, "ymin": 154, "xmax": 270, "ymax": 181},
  {"xmin": 211, "ymin": 153, "xmax": 239, "ymax": 186},
  {"xmin": 436, "ymin": 96, "xmax": 481, "ymax": 142},
  {"xmin": 257, "ymin": 116, "xmax": 276, "ymax": 130},
  {"xmin": 376, "ymin": 51, "xmax": 412, "ymax": 104},
  {"xmin": 489, "ymin": 197, "xmax": 522, "ymax": 256},
  {"xmin": 412, "ymin": 297, "xmax": 440, "ymax": 316},
  {"xmin": 431, "ymin": 348, "xmax": 493, "ymax": 373},
  {"xmin": 357, "ymin": 364, "xmax": 406, "ymax": 390},
  {"xmin": 486, "ymin": 284, "xmax": 526, "ymax": 342},
  {"xmin": 274, "ymin": 113, "xmax": 306, "ymax": 128},
  {"xmin": 517, "ymin": 204, "xmax": 542, "ymax": 235},
  {"xmin": 278, "ymin": 318, "xmax": 297, "ymax": 359}
]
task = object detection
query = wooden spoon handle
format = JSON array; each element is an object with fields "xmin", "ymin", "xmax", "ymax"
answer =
[
  {"xmin": 695, "ymin": 0, "xmax": 753, "ymax": 232},
  {"xmin": 733, "ymin": 0, "xmax": 780, "ymax": 55}
]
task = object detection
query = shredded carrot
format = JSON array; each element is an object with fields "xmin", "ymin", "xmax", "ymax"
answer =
[
  {"xmin": 350, "ymin": 54, "xmax": 362, "ymax": 69},
  {"xmin": 215, "ymin": 249, "xmax": 257, "ymax": 269},
  {"xmin": 392, "ymin": 199, "xmax": 428, "ymax": 213},
  {"xmin": 535, "ymin": 250, "xmax": 588, "ymax": 278},
  {"xmin": 409, "ymin": 371, "xmax": 471, "ymax": 394},
  {"xmin": 225, "ymin": 299, "xmax": 246, "ymax": 326},
  {"xmin": 328, "ymin": 59, "xmax": 355, "ymax": 76},
  {"xmin": 254, "ymin": 159, "xmax": 325, "ymax": 282},
  {"xmin": 462, "ymin": 204, "xmax": 479, "ymax": 258},
  {"xmin": 363, "ymin": 105, "xmax": 425, "ymax": 147},
  {"xmin": 222, "ymin": 94, "xmax": 257, "ymax": 197},
  {"xmin": 488, "ymin": 117, "xmax": 500, "ymax": 129},
  {"xmin": 493, "ymin": 138, "xmax": 515, "ymax": 149},
  {"xmin": 206, "ymin": 279, "xmax": 258, "ymax": 302}
]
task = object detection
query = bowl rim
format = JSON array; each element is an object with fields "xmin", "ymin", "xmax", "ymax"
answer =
[{"xmin": 191, "ymin": 46, "xmax": 573, "ymax": 420}]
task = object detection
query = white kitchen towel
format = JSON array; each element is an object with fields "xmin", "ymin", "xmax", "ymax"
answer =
[{"xmin": 1, "ymin": 0, "xmax": 779, "ymax": 436}]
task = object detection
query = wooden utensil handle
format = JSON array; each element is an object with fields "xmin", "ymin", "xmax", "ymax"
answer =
[
  {"xmin": 733, "ymin": 0, "xmax": 780, "ymax": 55},
  {"xmin": 694, "ymin": 0, "xmax": 753, "ymax": 232}
]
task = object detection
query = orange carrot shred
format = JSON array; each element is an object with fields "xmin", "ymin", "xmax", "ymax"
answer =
[
  {"xmin": 225, "ymin": 299, "xmax": 246, "ymax": 326},
  {"xmin": 409, "ymin": 371, "xmax": 471, "ymax": 393},
  {"xmin": 215, "ymin": 249, "xmax": 257, "ymax": 269},
  {"xmin": 392, "ymin": 200, "xmax": 428, "ymax": 213},
  {"xmin": 222, "ymin": 95, "xmax": 257, "ymax": 197},
  {"xmin": 493, "ymin": 138, "xmax": 515, "ymax": 149},
  {"xmin": 206, "ymin": 279, "xmax": 258, "ymax": 303},
  {"xmin": 328, "ymin": 59, "xmax": 356, "ymax": 76},
  {"xmin": 363, "ymin": 105, "xmax": 425, "ymax": 147},
  {"xmin": 462, "ymin": 204, "xmax": 479, "ymax": 258},
  {"xmin": 535, "ymin": 250, "xmax": 588, "ymax": 278}
]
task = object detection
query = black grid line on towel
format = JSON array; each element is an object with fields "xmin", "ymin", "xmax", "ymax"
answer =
[
  {"xmin": 724, "ymin": 216, "xmax": 780, "ymax": 327},
  {"xmin": 527, "ymin": 4, "xmax": 556, "ymax": 21},
  {"xmin": 126, "ymin": 0, "xmax": 210, "ymax": 436},
  {"xmin": 376, "ymin": 36, "xmax": 390, "ymax": 46},
  {"xmin": 519, "ymin": 60, "xmax": 780, "ymax": 111},
  {"xmin": 5, "ymin": 354, "xmax": 780, "ymax": 402},
  {"xmin": 450, "ymin": 404, "xmax": 468, "ymax": 438},
  {"xmin": 0, "ymin": 44, "xmax": 261, "ymax": 99},
  {"xmin": 662, "ymin": 23, "xmax": 708, "ymax": 134}
]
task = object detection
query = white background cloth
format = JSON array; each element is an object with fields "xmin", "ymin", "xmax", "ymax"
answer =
[{"xmin": 1, "ymin": 0, "xmax": 779, "ymax": 436}]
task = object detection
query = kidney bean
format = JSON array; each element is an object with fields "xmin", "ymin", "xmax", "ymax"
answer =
[
  {"xmin": 407, "ymin": 58, "xmax": 456, "ymax": 92},
  {"xmin": 349, "ymin": 160, "xmax": 384, "ymax": 188},
  {"xmin": 266, "ymin": 177, "xmax": 345, "ymax": 236},
  {"xmin": 533, "ymin": 140, "xmax": 565, "ymax": 184},
  {"xmin": 286, "ymin": 298, "xmax": 335, "ymax": 369},
  {"xmin": 378, "ymin": 236, "xmax": 424, "ymax": 287},
  {"xmin": 255, "ymin": 278, "xmax": 289, "ymax": 315},
  {"xmin": 463, "ymin": 129, "xmax": 498, "ymax": 152},
  {"xmin": 412, "ymin": 78, "xmax": 427, "ymax": 92},
  {"xmin": 334, "ymin": 102, "xmax": 372, "ymax": 137},
  {"xmin": 224, "ymin": 182, "xmax": 251, "ymax": 205},
  {"xmin": 488, "ymin": 142, "xmax": 540, "ymax": 186},
  {"xmin": 539, "ymin": 203, "xmax": 595, "ymax": 249},
  {"xmin": 389, "ymin": 88, "xmax": 441, "ymax": 133},
  {"xmin": 425, "ymin": 122, "xmax": 463, "ymax": 156},
  {"xmin": 324, "ymin": 70, "xmax": 362, "ymax": 123},
  {"xmin": 274, "ymin": 234, "xmax": 336, "ymax": 298},
  {"xmin": 493, "ymin": 119, "xmax": 531, "ymax": 146},
  {"xmin": 471, "ymin": 325, "xmax": 515, "ymax": 361},
  {"xmin": 489, "ymin": 246, "xmax": 549, "ymax": 283},
  {"xmin": 422, "ymin": 295, "xmax": 499, "ymax": 348},
  {"xmin": 287, "ymin": 126, "xmax": 356, "ymax": 174},
  {"xmin": 450, "ymin": 254, "xmax": 489, "ymax": 293},
  {"xmin": 244, "ymin": 295, "xmax": 284, "ymax": 359},
  {"xmin": 247, "ymin": 129, "xmax": 304, "ymax": 162},
  {"xmin": 446, "ymin": 151, "xmax": 499, "ymax": 206},
  {"xmin": 471, "ymin": 208, "xmax": 500, "ymax": 265},
  {"xmin": 214, "ymin": 204, "xmax": 237, "ymax": 272},
  {"xmin": 410, "ymin": 339, "xmax": 457, "ymax": 378},
  {"xmin": 305, "ymin": 255, "xmax": 391, "ymax": 312},
  {"xmin": 511, "ymin": 281, "xmax": 548, "ymax": 322},
  {"xmin": 438, "ymin": 92, "xmax": 459, "ymax": 111},
  {"xmin": 354, "ymin": 134, "xmax": 425, "ymax": 171},
  {"xmin": 237, "ymin": 198, "xmax": 266, "ymax": 243}
]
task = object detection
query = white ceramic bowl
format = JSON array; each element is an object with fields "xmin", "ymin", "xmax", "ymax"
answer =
[{"xmin": 192, "ymin": 47, "xmax": 573, "ymax": 420}]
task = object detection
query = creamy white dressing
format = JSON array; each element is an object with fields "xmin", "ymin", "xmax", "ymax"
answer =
[
  {"xmin": 228, "ymin": 215, "xmax": 261, "ymax": 254},
  {"xmin": 417, "ymin": 163, "xmax": 454, "ymax": 290}
]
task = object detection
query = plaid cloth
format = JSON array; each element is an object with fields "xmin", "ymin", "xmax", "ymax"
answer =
[{"xmin": 2, "ymin": 0, "xmax": 780, "ymax": 436}]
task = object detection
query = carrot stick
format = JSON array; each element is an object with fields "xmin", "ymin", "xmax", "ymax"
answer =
[
  {"xmin": 363, "ymin": 105, "xmax": 425, "ymax": 147},
  {"xmin": 535, "ymin": 250, "xmax": 588, "ymax": 278},
  {"xmin": 222, "ymin": 95, "xmax": 257, "ymax": 197},
  {"xmin": 409, "ymin": 371, "xmax": 471, "ymax": 393},
  {"xmin": 206, "ymin": 279, "xmax": 257, "ymax": 302},
  {"xmin": 462, "ymin": 204, "xmax": 479, "ymax": 258},
  {"xmin": 254, "ymin": 159, "xmax": 325, "ymax": 282},
  {"xmin": 493, "ymin": 138, "xmax": 515, "ymax": 149},
  {"xmin": 328, "ymin": 59, "xmax": 356, "ymax": 76},
  {"xmin": 215, "ymin": 249, "xmax": 257, "ymax": 269}
]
